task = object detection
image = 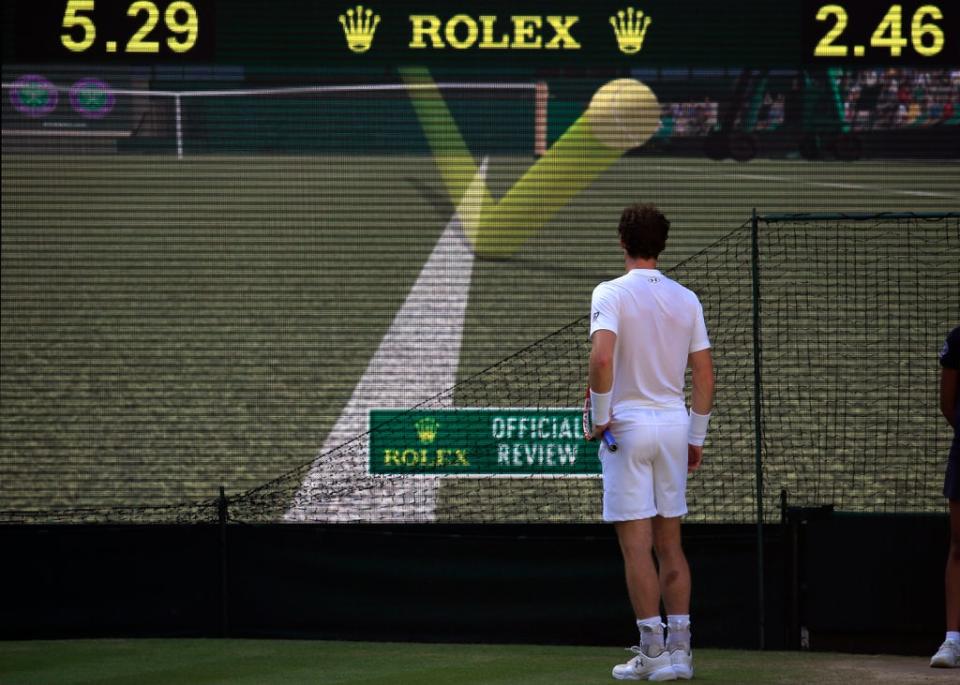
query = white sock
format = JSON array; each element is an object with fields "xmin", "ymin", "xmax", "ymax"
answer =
[
  {"xmin": 947, "ymin": 631, "xmax": 960, "ymax": 643},
  {"xmin": 667, "ymin": 614, "xmax": 692, "ymax": 652},
  {"xmin": 637, "ymin": 616, "xmax": 665, "ymax": 656}
]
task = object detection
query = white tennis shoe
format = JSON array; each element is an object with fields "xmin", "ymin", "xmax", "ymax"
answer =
[
  {"xmin": 612, "ymin": 646, "xmax": 677, "ymax": 681},
  {"xmin": 930, "ymin": 639, "xmax": 960, "ymax": 668},
  {"xmin": 669, "ymin": 648, "xmax": 693, "ymax": 680}
]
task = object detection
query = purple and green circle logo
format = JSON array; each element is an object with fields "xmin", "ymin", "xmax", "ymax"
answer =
[
  {"xmin": 70, "ymin": 78, "xmax": 116, "ymax": 119},
  {"xmin": 10, "ymin": 75, "xmax": 58, "ymax": 118}
]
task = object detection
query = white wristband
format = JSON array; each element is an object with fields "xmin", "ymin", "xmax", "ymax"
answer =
[
  {"xmin": 688, "ymin": 410, "xmax": 711, "ymax": 446},
  {"xmin": 590, "ymin": 389, "xmax": 612, "ymax": 426}
]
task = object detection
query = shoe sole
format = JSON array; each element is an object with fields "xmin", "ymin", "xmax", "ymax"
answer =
[
  {"xmin": 648, "ymin": 665, "xmax": 679, "ymax": 681},
  {"xmin": 612, "ymin": 665, "xmax": 677, "ymax": 681}
]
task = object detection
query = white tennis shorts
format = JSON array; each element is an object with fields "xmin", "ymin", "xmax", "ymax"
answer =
[{"xmin": 599, "ymin": 406, "xmax": 690, "ymax": 521}]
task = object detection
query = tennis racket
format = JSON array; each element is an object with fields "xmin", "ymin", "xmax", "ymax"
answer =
[{"xmin": 582, "ymin": 387, "xmax": 618, "ymax": 452}]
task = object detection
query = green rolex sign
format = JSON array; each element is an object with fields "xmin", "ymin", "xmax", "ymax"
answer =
[{"xmin": 369, "ymin": 409, "xmax": 599, "ymax": 476}]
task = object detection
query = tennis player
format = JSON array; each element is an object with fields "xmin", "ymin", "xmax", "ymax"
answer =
[
  {"xmin": 932, "ymin": 325, "xmax": 960, "ymax": 669},
  {"xmin": 589, "ymin": 203, "xmax": 714, "ymax": 681}
]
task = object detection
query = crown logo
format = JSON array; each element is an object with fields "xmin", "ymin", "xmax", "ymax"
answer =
[
  {"xmin": 415, "ymin": 417, "xmax": 439, "ymax": 444},
  {"xmin": 339, "ymin": 5, "xmax": 380, "ymax": 53},
  {"xmin": 610, "ymin": 7, "xmax": 652, "ymax": 54}
]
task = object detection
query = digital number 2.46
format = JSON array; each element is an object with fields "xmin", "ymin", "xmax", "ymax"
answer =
[{"xmin": 814, "ymin": 4, "xmax": 945, "ymax": 58}]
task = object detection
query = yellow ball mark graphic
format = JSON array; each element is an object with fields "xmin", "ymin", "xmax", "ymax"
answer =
[{"xmin": 403, "ymin": 70, "xmax": 661, "ymax": 258}]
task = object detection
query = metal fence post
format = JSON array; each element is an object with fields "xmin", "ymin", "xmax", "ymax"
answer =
[
  {"xmin": 218, "ymin": 486, "xmax": 229, "ymax": 637},
  {"xmin": 751, "ymin": 208, "xmax": 766, "ymax": 649}
]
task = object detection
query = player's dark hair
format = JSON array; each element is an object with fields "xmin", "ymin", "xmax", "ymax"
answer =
[{"xmin": 618, "ymin": 203, "xmax": 670, "ymax": 259}]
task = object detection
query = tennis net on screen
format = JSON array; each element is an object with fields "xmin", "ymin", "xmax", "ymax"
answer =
[{"xmin": 1, "ymin": 78, "xmax": 546, "ymax": 157}]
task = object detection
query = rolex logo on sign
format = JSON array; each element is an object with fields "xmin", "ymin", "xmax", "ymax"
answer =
[
  {"xmin": 339, "ymin": 5, "xmax": 380, "ymax": 53},
  {"xmin": 415, "ymin": 417, "xmax": 439, "ymax": 444},
  {"xmin": 610, "ymin": 7, "xmax": 652, "ymax": 54}
]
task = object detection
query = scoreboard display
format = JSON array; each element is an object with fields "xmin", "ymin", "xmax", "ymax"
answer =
[{"xmin": 5, "ymin": 0, "xmax": 957, "ymax": 66}]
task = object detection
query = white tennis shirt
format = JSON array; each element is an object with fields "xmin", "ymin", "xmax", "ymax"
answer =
[{"xmin": 590, "ymin": 268, "xmax": 711, "ymax": 411}]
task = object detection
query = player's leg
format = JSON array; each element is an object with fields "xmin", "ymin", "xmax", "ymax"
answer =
[
  {"xmin": 612, "ymin": 519, "xmax": 675, "ymax": 681},
  {"xmin": 947, "ymin": 499, "xmax": 960, "ymax": 634},
  {"xmin": 653, "ymin": 516, "xmax": 693, "ymax": 680},
  {"xmin": 650, "ymin": 415, "xmax": 692, "ymax": 615},
  {"xmin": 932, "ymin": 438, "xmax": 960, "ymax": 669},
  {"xmin": 605, "ymin": 415, "xmax": 674, "ymax": 680},
  {"xmin": 603, "ymin": 415, "xmax": 660, "ymax": 622},
  {"xmin": 615, "ymin": 518, "xmax": 660, "ymax": 620},
  {"xmin": 652, "ymin": 516, "xmax": 691, "ymax": 616},
  {"xmin": 651, "ymin": 414, "xmax": 694, "ymax": 679},
  {"xmin": 932, "ymin": 499, "xmax": 960, "ymax": 668}
]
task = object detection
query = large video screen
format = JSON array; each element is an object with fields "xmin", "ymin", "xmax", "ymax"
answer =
[{"xmin": 2, "ymin": 1, "xmax": 958, "ymax": 523}]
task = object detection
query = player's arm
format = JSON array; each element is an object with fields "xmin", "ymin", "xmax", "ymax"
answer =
[
  {"xmin": 941, "ymin": 329, "xmax": 959, "ymax": 429},
  {"xmin": 588, "ymin": 282, "xmax": 618, "ymax": 436},
  {"xmin": 687, "ymin": 348, "xmax": 714, "ymax": 472},
  {"xmin": 689, "ymin": 348, "xmax": 714, "ymax": 416},
  {"xmin": 589, "ymin": 330, "xmax": 616, "ymax": 394},
  {"xmin": 942, "ymin": 367, "xmax": 958, "ymax": 429},
  {"xmin": 589, "ymin": 330, "xmax": 617, "ymax": 436}
]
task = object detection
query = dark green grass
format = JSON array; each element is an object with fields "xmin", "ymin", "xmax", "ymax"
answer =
[
  {"xmin": 1, "ymin": 153, "xmax": 958, "ymax": 518},
  {"xmin": 1, "ymin": 639, "xmax": 949, "ymax": 685}
]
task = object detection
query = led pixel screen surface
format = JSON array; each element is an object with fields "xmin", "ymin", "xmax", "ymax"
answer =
[{"xmin": 1, "ymin": 1, "xmax": 958, "ymax": 523}]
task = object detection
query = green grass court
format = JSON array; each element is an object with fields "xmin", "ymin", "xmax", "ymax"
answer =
[
  {"xmin": 3, "ymin": 639, "xmax": 959, "ymax": 684},
  {"xmin": 1, "ymin": 153, "xmax": 958, "ymax": 518}
]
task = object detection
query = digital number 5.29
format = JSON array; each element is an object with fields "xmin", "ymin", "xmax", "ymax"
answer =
[{"xmin": 60, "ymin": 0, "xmax": 199, "ymax": 54}]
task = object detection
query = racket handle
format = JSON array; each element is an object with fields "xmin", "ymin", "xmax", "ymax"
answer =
[{"xmin": 602, "ymin": 429, "xmax": 618, "ymax": 452}]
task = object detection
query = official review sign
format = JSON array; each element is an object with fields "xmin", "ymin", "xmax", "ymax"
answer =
[{"xmin": 369, "ymin": 409, "xmax": 600, "ymax": 476}]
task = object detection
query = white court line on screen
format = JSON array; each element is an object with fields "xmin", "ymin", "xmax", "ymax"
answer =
[
  {"xmin": 719, "ymin": 173, "xmax": 786, "ymax": 182},
  {"xmin": 657, "ymin": 164, "xmax": 958, "ymax": 199},
  {"xmin": 898, "ymin": 190, "xmax": 956, "ymax": 198},
  {"xmin": 809, "ymin": 181, "xmax": 871, "ymax": 190},
  {"xmin": 283, "ymin": 160, "xmax": 487, "ymax": 522}
]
